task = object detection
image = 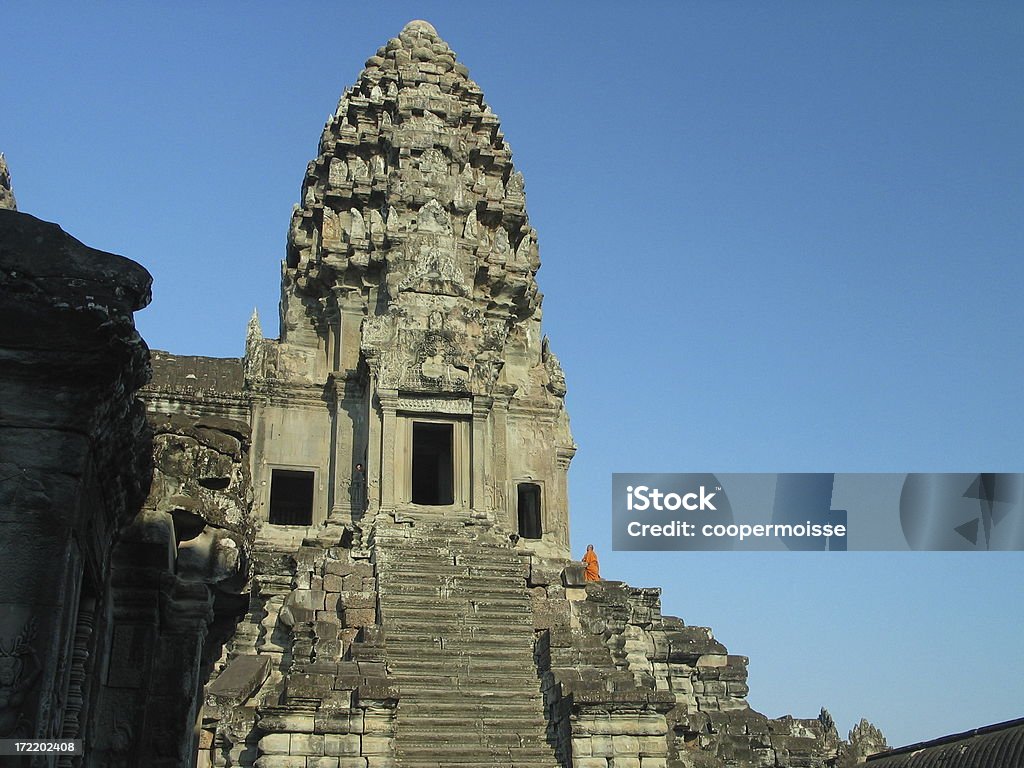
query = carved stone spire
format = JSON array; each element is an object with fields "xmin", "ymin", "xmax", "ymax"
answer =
[
  {"xmin": 243, "ymin": 307, "xmax": 265, "ymax": 382},
  {"xmin": 0, "ymin": 154, "xmax": 17, "ymax": 211},
  {"xmin": 283, "ymin": 20, "xmax": 538, "ymax": 315},
  {"xmin": 246, "ymin": 306, "xmax": 262, "ymax": 344},
  {"xmin": 280, "ymin": 19, "xmax": 561, "ymax": 407}
]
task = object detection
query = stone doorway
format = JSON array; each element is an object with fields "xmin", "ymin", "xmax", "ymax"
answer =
[
  {"xmin": 411, "ymin": 421, "xmax": 454, "ymax": 505},
  {"xmin": 268, "ymin": 469, "xmax": 315, "ymax": 525},
  {"xmin": 517, "ymin": 482, "xmax": 542, "ymax": 538}
]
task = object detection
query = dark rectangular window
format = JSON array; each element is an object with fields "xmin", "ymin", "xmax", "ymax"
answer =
[
  {"xmin": 269, "ymin": 469, "xmax": 314, "ymax": 525},
  {"xmin": 517, "ymin": 483, "xmax": 542, "ymax": 539},
  {"xmin": 411, "ymin": 422, "xmax": 454, "ymax": 505}
]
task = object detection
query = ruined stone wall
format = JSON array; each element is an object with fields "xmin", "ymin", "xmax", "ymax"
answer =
[
  {"xmin": 198, "ymin": 538, "xmax": 399, "ymax": 768},
  {"xmin": 529, "ymin": 557, "xmax": 841, "ymax": 768},
  {"xmin": 86, "ymin": 412, "xmax": 258, "ymax": 766},
  {"xmin": 0, "ymin": 207, "xmax": 151, "ymax": 764}
]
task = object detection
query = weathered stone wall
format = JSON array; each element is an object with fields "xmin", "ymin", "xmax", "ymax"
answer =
[
  {"xmin": 87, "ymin": 413, "xmax": 257, "ymax": 767},
  {"xmin": 145, "ymin": 350, "xmax": 249, "ymax": 422},
  {"xmin": 0, "ymin": 206, "xmax": 152, "ymax": 764},
  {"xmin": 198, "ymin": 538, "xmax": 398, "ymax": 768},
  {"xmin": 529, "ymin": 557, "xmax": 841, "ymax": 768}
]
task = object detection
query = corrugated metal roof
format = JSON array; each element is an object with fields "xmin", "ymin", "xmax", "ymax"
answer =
[{"xmin": 866, "ymin": 717, "xmax": 1024, "ymax": 768}]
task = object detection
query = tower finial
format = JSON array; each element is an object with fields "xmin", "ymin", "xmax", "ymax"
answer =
[
  {"xmin": 402, "ymin": 19, "xmax": 438, "ymax": 36},
  {"xmin": 0, "ymin": 154, "xmax": 17, "ymax": 211}
]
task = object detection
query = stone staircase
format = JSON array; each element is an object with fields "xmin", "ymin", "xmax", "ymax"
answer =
[{"xmin": 372, "ymin": 513, "xmax": 561, "ymax": 768}]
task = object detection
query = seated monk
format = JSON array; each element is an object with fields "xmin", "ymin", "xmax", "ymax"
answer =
[{"xmin": 582, "ymin": 544, "xmax": 600, "ymax": 581}]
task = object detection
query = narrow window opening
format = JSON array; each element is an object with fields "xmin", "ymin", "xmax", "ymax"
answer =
[
  {"xmin": 517, "ymin": 483, "xmax": 542, "ymax": 539},
  {"xmin": 269, "ymin": 469, "xmax": 315, "ymax": 525},
  {"xmin": 412, "ymin": 422, "xmax": 454, "ymax": 505}
]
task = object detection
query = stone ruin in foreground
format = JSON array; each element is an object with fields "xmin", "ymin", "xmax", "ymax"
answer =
[{"xmin": 0, "ymin": 21, "xmax": 855, "ymax": 768}]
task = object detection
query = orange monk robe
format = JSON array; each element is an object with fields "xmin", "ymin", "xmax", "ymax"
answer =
[{"xmin": 583, "ymin": 550, "xmax": 600, "ymax": 581}]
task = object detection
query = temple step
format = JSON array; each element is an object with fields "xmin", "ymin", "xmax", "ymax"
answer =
[{"xmin": 373, "ymin": 520, "xmax": 560, "ymax": 768}]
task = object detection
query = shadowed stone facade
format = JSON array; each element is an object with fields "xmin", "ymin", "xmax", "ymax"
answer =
[{"xmin": 0, "ymin": 204, "xmax": 152, "ymax": 765}]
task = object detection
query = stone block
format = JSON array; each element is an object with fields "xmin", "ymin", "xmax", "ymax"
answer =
[
  {"xmin": 307, "ymin": 758, "xmax": 340, "ymax": 768},
  {"xmin": 257, "ymin": 733, "xmax": 290, "ymax": 755},
  {"xmin": 325, "ymin": 559, "xmax": 354, "ymax": 577},
  {"xmin": 315, "ymin": 618, "xmax": 340, "ymax": 638},
  {"xmin": 325, "ymin": 734, "xmax": 361, "ymax": 756},
  {"xmin": 357, "ymin": 661, "xmax": 386, "ymax": 677},
  {"xmin": 727, "ymin": 682, "xmax": 750, "ymax": 697},
  {"xmin": 338, "ymin": 591, "xmax": 376, "ymax": 609},
  {"xmin": 280, "ymin": 604, "xmax": 315, "ymax": 627},
  {"xmin": 287, "ymin": 672, "xmax": 335, "ymax": 700},
  {"xmin": 286, "ymin": 589, "xmax": 327, "ymax": 611},
  {"xmin": 342, "ymin": 574, "xmax": 364, "ymax": 591},
  {"xmin": 613, "ymin": 715, "xmax": 665, "ymax": 736},
  {"xmin": 355, "ymin": 680, "xmax": 398, "ymax": 703},
  {"xmin": 254, "ymin": 758, "xmax": 305, "ymax": 768},
  {"xmin": 362, "ymin": 712, "xmax": 393, "ymax": 734},
  {"xmin": 661, "ymin": 629, "xmax": 727, "ymax": 661},
  {"xmin": 315, "ymin": 710, "xmax": 355, "ymax": 733},
  {"xmin": 608, "ymin": 760, "xmax": 640, "ymax": 768},
  {"xmin": 348, "ymin": 710, "xmax": 365, "ymax": 734},
  {"xmin": 317, "ymin": 640, "xmax": 343, "ymax": 659},
  {"xmin": 697, "ymin": 653, "xmax": 728, "ymax": 668},
  {"xmin": 289, "ymin": 733, "xmax": 325, "ymax": 756},
  {"xmin": 612, "ymin": 735, "xmax": 639, "ymax": 753},
  {"xmin": 572, "ymin": 737, "xmax": 593, "ymax": 756},
  {"xmin": 574, "ymin": 759, "xmax": 609, "ymax": 768},
  {"xmin": 638, "ymin": 736, "xmax": 668, "ymax": 756},
  {"xmin": 562, "ymin": 563, "xmax": 587, "ymax": 586},
  {"xmin": 324, "ymin": 574, "xmax": 345, "ymax": 592},
  {"xmin": 590, "ymin": 735, "xmax": 614, "ymax": 757},
  {"xmin": 258, "ymin": 714, "xmax": 315, "ymax": 733},
  {"xmin": 335, "ymin": 760, "xmax": 367, "ymax": 768},
  {"xmin": 529, "ymin": 557, "xmax": 563, "ymax": 586},
  {"xmin": 566, "ymin": 586, "xmax": 587, "ymax": 602},
  {"xmin": 343, "ymin": 608, "xmax": 376, "ymax": 627},
  {"xmin": 532, "ymin": 599, "xmax": 569, "ymax": 630},
  {"xmin": 360, "ymin": 735, "xmax": 395, "ymax": 754},
  {"xmin": 640, "ymin": 760, "xmax": 667, "ymax": 768}
]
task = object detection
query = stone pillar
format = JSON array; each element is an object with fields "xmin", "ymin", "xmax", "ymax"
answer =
[
  {"xmin": 326, "ymin": 373, "xmax": 344, "ymax": 523},
  {"xmin": 366, "ymin": 378, "xmax": 383, "ymax": 517},
  {"xmin": 138, "ymin": 579, "xmax": 214, "ymax": 767},
  {"xmin": 330, "ymin": 371, "xmax": 368, "ymax": 526},
  {"xmin": 492, "ymin": 393, "xmax": 513, "ymax": 527},
  {"xmin": 378, "ymin": 389, "xmax": 399, "ymax": 511},
  {"xmin": 0, "ymin": 208, "xmax": 152, "ymax": 761},
  {"xmin": 555, "ymin": 447, "xmax": 577, "ymax": 550},
  {"xmin": 470, "ymin": 397, "xmax": 492, "ymax": 511}
]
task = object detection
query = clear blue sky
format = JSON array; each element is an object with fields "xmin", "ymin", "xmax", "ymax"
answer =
[{"xmin": 4, "ymin": 1, "xmax": 1022, "ymax": 750}]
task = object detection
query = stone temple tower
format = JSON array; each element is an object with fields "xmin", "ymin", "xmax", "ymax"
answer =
[
  {"xmin": 135, "ymin": 20, "xmax": 840, "ymax": 768},
  {"xmin": 245, "ymin": 18, "xmax": 574, "ymax": 554}
]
